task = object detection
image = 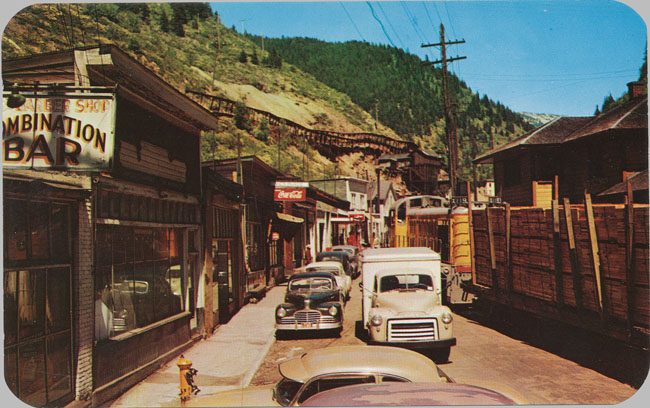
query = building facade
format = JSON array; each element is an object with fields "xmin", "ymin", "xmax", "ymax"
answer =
[{"xmin": 3, "ymin": 45, "xmax": 218, "ymax": 406}]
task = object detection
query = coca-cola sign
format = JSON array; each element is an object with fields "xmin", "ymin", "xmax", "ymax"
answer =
[{"xmin": 274, "ymin": 188, "xmax": 306, "ymax": 201}]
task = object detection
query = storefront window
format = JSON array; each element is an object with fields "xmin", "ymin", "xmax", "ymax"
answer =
[{"xmin": 95, "ymin": 225, "xmax": 185, "ymax": 341}]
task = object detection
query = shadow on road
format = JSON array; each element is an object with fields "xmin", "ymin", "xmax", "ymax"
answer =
[{"xmin": 454, "ymin": 303, "xmax": 649, "ymax": 389}]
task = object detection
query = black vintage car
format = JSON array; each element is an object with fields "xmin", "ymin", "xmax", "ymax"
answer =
[
  {"xmin": 316, "ymin": 251, "xmax": 352, "ymax": 277},
  {"xmin": 275, "ymin": 272, "xmax": 343, "ymax": 337}
]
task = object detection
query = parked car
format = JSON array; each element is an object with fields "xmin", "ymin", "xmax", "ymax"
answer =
[
  {"xmin": 305, "ymin": 261, "xmax": 351, "ymax": 300},
  {"xmin": 300, "ymin": 382, "xmax": 524, "ymax": 406},
  {"xmin": 275, "ymin": 272, "xmax": 344, "ymax": 336},
  {"xmin": 330, "ymin": 245, "xmax": 360, "ymax": 278},
  {"xmin": 185, "ymin": 345, "xmax": 449, "ymax": 407},
  {"xmin": 316, "ymin": 251, "xmax": 352, "ymax": 277}
]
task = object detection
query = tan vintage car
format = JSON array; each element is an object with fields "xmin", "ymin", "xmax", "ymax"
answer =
[{"xmin": 185, "ymin": 345, "xmax": 451, "ymax": 407}]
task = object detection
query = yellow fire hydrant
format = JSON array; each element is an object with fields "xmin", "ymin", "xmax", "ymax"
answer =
[{"xmin": 177, "ymin": 354, "xmax": 199, "ymax": 403}]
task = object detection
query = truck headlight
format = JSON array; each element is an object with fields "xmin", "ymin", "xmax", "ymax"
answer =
[
  {"xmin": 328, "ymin": 306, "xmax": 339, "ymax": 316},
  {"xmin": 441, "ymin": 312, "xmax": 453, "ymax": 324},
  {"xmin": 276, "ymin": 307, "xmax": 287, "ymax": 318},
  {"xmin": 370, "ymin": 314, "xmax": 383, "ymax": 326}
]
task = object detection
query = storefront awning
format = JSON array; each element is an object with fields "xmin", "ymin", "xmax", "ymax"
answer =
[
  {"xmin": 275, "ymin": 212, "xmax": 304, "ymax": 224},
  {"xmin": 3, "ymin": 176, "xmax": 91, "ymax": 198}
]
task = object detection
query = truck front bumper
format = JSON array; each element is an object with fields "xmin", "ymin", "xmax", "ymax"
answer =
[{"xmin": 368, "ymin": 337, "xmax": 456, "ymax": 350}]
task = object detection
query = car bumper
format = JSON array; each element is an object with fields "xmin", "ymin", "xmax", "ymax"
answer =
[
  {"xmin": 275, "ymin": 321, "xmax": 342, "ymax": 331},
  {"xmin": 368, "ymin": 337, "xmax": 456, "ymax": 350}
]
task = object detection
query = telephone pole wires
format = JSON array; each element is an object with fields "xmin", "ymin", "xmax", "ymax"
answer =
[{"xmin": 422, "ymin": 24, "xmax": 466, "ymax": 198}]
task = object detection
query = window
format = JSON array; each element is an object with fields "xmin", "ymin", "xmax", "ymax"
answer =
[
  {"xmin": 297, "ymin": 375, "xmax": 375, "ymax": 404},
  {"xmin": 95, "ymin": 225, "xmax": 185, "ymax": 340},
  {"xmin": 4, "ymin": 198, "xmax": 73, "ymax": 406},
  {"xmin": 379, "ymin": 274, "xmax": 433, "ymax": 292}
]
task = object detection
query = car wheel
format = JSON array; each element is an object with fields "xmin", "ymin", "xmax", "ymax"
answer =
[
  {"xmin": 275, "ymin": 330, "xmax": 287, "ymax": 340},
  {"xmin": 432, "ymin": 347, "xmax": 451, "ymax": 363}
]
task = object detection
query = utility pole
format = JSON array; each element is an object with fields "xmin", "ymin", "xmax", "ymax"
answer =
[
  {"xmin": 374, "ymin": 98, "xmax": 379, "ymax": 131},
  {"xmin": 470, "ymin": 126, "xmax": 478, "ymax": 199},
  {"xmin": 212, "ymin": 18, "xmax": 220, "ymax": 92},
  {"xmin": 422, "ymin": 24, "xmax": 466, "ymax": 198}
]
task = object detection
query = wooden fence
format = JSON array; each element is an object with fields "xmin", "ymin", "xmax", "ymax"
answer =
[{"xmin": 469, "ymin": 196, "xmax": 649, "ymax": 347}]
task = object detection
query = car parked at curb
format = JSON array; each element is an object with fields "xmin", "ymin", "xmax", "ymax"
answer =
[
  {"xmin": 305, "ymin": 261, "xmax": 351, "ymax": 300},
  {"xmin": 185, "ymin": 345, "xmax": 450, "ymax": 407},
  {"xmin": 316, "ymin": 251, "xmax": 352, "ymax": 277},
  {"xmin": 275, "ymin": 272, "xmax": 344, "ymax": 337},
  {"xmin": 330, "ymin": 245, "xmax": 360, "ymax": 278}
]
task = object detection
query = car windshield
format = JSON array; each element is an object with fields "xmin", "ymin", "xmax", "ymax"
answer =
[
  {"xmin": 307, "ymin": 267, "xmax": 341, "ymax": 276},
  {"xmin": 379, "ymin": 274, "xmax": 433, "ymax": 292},
  {"xmin": 289, "ymin": 277, "xmax": 332, "ymax": 291},
  {"xmin": 274, "ymin": 377, "xmax": 303, "ymax": 406},
  {"xmin": 333, "ymin": 248, "xmax": 354, "ymax": 256},
  {"xmin": 318, "ymin": 255, "xmax": 342, "ymax": 262}
]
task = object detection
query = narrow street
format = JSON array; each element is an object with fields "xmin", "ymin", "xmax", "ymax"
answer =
[{"xmin": 249, "ymin": 276, "xmax": 641, "ymax": 405}]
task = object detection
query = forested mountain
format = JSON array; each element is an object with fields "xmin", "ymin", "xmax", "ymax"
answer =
[
  {"xmin": 3, "ymin": 3, "xmax": 541, "ymax": 185},
  {"xmin": 247, "ymin": 35, "xmax": 535, "ymax": 181}
]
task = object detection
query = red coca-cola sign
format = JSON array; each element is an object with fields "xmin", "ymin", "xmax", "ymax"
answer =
[{"xmin": 274, "ymin": 188, "xmax": 306, "ymax": 201}]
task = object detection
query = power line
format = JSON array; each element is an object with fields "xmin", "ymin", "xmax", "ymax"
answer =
[
  {"xmin": 340, "ymin": 2, "xmax": 366, "ymax": 41},
  {"xmin": 400, "ymin": 1, "xmax": 426, "ymax": 44},
  {"xmin": 376, "ymin": 2, "xmax": 405, "ymax": 49},
  {"xmin": 367, "ymin": 2, "xmax": 396, "ymax": 48}
]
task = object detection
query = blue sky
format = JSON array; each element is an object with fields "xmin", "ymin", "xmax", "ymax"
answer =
[{"xmin": 210, "ymin": 1, "xmax": 648, "ymax": 116}]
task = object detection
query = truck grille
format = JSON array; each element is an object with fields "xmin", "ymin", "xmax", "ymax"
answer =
[
  {"xmin": 278, "ymin": 311, "xmax": 337, "ymax": 324},
  {"xmin": 388, "ymin": 318, "xmax": 438, "ymax": 341}
]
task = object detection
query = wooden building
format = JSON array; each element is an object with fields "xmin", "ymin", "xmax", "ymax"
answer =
[
  {"xmin": 3, "ymin": 45, "xmax": 218, "ymax": 406},
  {"xmin": 205, "ymin": 156, "xmax": 286, "ymax": 295},
  {"xmin": 201, "ymin": 166, "xmax": 244, "ymax": 330},
  {"xmin": 474, "ymin": 84, "xmax": 647, "ymax": 207},
  {"xmin": 378, "ymin": 149, "xmax": 443, "ymax": 195}
]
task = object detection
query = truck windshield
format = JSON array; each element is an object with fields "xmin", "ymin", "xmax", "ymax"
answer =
[{"xmin": 379, "ymin": 274, "xmax": 433, "ymax": 292}]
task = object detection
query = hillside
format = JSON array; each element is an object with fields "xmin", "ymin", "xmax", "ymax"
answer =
[
  {"xmin": 2, "ymin": 3, "xmax": 395, "ymax": 180},
  {"xmin": 2, "ymin": 3, "xmax": 539, "ymax": 186}
]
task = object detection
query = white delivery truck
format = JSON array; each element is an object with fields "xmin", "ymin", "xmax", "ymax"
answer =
[{"xmin": 360, "ymin": 247, "xmax": 456, "ymax": 362}]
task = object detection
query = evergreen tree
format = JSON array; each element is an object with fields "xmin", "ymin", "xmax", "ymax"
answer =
[
  {"xmin": 170, "ymin": 6, "xmax": 186, "ymax": 37},
  {"xmin": 160, "ymin": 9, "xmax": 169, "ymax": 33},
  {"xmin": 234, "ymin": 102, "xmax": 251, "ymax": 131},
  {"xmin": 601, "ymin": 93, "xmax": 616, "ymax": 112},
  {"xmin": 251, "ymin": 50, "xmax": 259, "ymax": 65},
  {"xmin": 238, "ymin": 50, "xmax": 248, "ymax": 63}
]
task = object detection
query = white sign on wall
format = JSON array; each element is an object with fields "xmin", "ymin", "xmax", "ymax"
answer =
[{"xmin": 2, "ymin": 93, "xmax": 116, "ymax": 170}]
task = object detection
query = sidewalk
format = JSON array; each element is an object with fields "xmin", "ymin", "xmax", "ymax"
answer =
[{"xmin": 109, "ymin": 285, "xmax": 286, "ymax": 407}]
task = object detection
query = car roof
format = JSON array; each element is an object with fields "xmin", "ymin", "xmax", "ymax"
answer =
[
  {"xmin": 306, "ymin": 261, "xmax": 344, "ymax": 271},
  {"xmin": 278, "ymin": 346, "xmax": 440, "ymax": 384},
  {"xmin": 317, "ymin": 251, "xmax": 347, "ymax": 258},
  {"xmin": 331, "ymin": 245, "xmax": 357, "ymax": 253},
  {"xmin": 300, "ymin": 382, "xmax": 517, "ymax": 406}
]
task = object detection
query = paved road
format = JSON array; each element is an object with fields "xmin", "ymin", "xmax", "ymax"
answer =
[{"xmin": 251, "ymin": 277, "xmax": 642, "ymax": 405}]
